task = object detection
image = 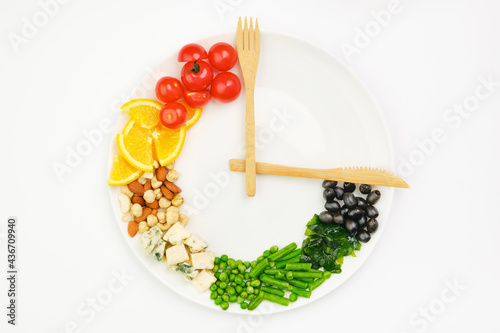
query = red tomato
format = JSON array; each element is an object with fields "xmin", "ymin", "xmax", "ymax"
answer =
[
  {"xmin": 208, "ymin": 42, "xmax": 238, "ymax": 71},
  {"xmin": 181, "ymin": 60, "xmax": 214, "ymax": 91},
  {"xmin": 211, "ymin": 72, "xmax": 241, "ymax": 103},
  {"xmin": 178, "ymin": 43, "xmax": 207, "ymax": 62},
  {"xmin": 183, "ymin": 89, "xmax": 211, "ymax": 108},
  {"xmin": 155, "ymin": 77, "xmax": 183, "ymax": 103},
  {"xmin": 159, "ymin": 102, "xmax": 188, "ymax": 129}
]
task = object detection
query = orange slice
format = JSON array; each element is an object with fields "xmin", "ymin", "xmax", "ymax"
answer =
[
  {"xmin": 108, "ymin": 154, "xmax": 144, "ymax": 186},
  {"xmin": 117, "ymin": 134, "xmax": 154, "ymax": 172},
  {"xmin": 122, "ymin": 119, "xmax": 153, "ymax": 137},
  {"xmin": 178, "ymin": 101, "xmax": 203, "ymax": 129},
  {"xmin": 152, "ymin": 125, "xmax": 187, "ymax": 166},
  {"xmin": 121, "ymin": 99, "xmax": 163, "ymax": 129}
]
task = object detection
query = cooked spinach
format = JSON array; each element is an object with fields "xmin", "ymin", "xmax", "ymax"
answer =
[{"xmin": 301, "ymin": 214, "xmax": 361, "ymax": 273}]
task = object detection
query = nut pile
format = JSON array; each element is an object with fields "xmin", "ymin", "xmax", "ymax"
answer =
[{"xmin": 118, "ymin": 161, "xmax": 189, "ymax": 237}]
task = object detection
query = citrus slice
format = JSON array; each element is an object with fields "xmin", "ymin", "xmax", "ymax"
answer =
[
  {"xmin": 117, "ymin": 134, "xmax": 154, "ymax": 172},
  {"xmin": 108, "ymin": 154, "xmax": 144, "ymax": 186},
  {"xmin": 121, "ymin": 99, "xmax": 163, "ymax": 129},
  {"xmin": 122, "ymin": 119, "xmax": 153, "ymax": 137},
  {"xmin": 152, "ymin": 125, "xmax": 187, "ymax": 166},
  {"xmin": 178, "ymin": 101, "xmax": 203, "ymax": 129}
]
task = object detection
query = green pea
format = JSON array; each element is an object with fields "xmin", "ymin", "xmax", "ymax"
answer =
[
  {"xmin": 244, "ymin": 261, "xmax": 251, "ymax": 268},
  {"xmin": 220, "ymin": 282, "xmax": 227, "ymax": 289},
  {"xmin": 220, "ymin": 255, "xmax": 228, "ymax": 262},
  {"xmin": 214, "ymin": 257, "xmax": 220, "ymax": 265},
  {"xmin": 223, "ymin": 269, "xmax": 231, "ymax": 276},
  {"xmin": 226, "ymin": 286, "xmax": 236, "ymax": 295},
  {"xmin": 221, "ymin": 301, "xmax": 229, "ymax": 311},
  {"xmin": 212, "ymin": 265, "xmax": 219, "ymax": 273},
  {"xmin": 229, "ymin": 295, "xmax": 238, "ymax": 303},
  {"xmin": 263, "ymin": 250, "xmax": 270, "ymax": 258},
  {"xmin": 247, "ymin": 286, "xmax": 254, "ymax": 294},
  {"xmin": 222, "ymin": 294, "xmax": 229, "ymax": 302},
  {"xmin": 244, "ymin": 272, "xmax": 250, "ymax": 280},
  {"xmin": 269, "ymin": 262, "xmax": 276, "ymax": 268},
  {"xmin": 237, "ymin": 296, "xmax": 245, "ymax": 304},
  {"xmin": 231, "ymin": 269, "xmax": 239, "ymax": 274},
  {"xmin": 229, "ymin": 274, "xmax": 235, "ymax": 282},
  {"xmin": 270, "ymin": 245, "xmax": 278, "ymax": 253},
  {"xmin": 240, "ymin": 302, "xmax": 248, "ymax": 309},
  {"xmin": 219, "ymin": 272, "xmax": 228, "ymax": 282},
  {"xmin": 238, "ymin": 264, "xmax": 246, "ymax": 272},
  {"xmin": 236, "ymin": 285, "xmax": 243, "ymax": 293},
  {"xmin": 250, "ymin": 280, "xmax": 260, "ymax": 287},
  {"xmin": 289, "ymin": 293, "xmax": 298, "ymax": 302},
  {"xmin": 257, "ymin": 256, "xmax": 264, "ymax": 262},
  {"xmin": 250, "ymin": 261, "xmax": 257, "ymax": 268},
  {"xmin": 236, "ymin": 260, "xmax": 243, "ymax": 266},
  {"xmin": 214, "ymin": 272, "xmax": 221, "ymax": 279},
  {"xmin": 214, "ymin": 297, "xmax": 222, "ymax": 305},
  {"xmin": 246, "ymin": 281, "xmax": 251, "ymax": 287},
  {"xmin": 227, "ymin": 259, "xmax": 235, "ymax": 266},
  {"xmin": 253, "ymin": 288, "xmax": 260, "ymax": 295},
  {"xmin": 234, "ymin": 276, "xmax": 243, "ymax": 285},
  {"xmin": 210, "ymin": 291, "xmax": 218, "ymax": 300},
  {"xmin": 240, "ymin": 291, "xmax": 248, "ymax": 298},
  {"xmin": 247, "ymin": 294, "xmax": 255, "ymax": 301},
  {"xmin": 219, "ymin": 262, "xmax": 227, "ymax": 270},
  {"xmin": 217, "ymin": 288, "xmax": 224, "ymax": 295},
  {"xmin": 210, "ymin": 284, "xmax": 217, "ymax": 292}
]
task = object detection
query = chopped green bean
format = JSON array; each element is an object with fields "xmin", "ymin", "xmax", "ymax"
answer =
[
  {"xmin": 275, "ymin": 271, "xmax": 284, "ymax": 280},
  {"xmin": 275, "ymin": 256, "xmax": 301, "ymax": 269},
  {"xmin": 249, "ymin": 258, "xmax": 269, "ymax": 278},
  {"xmin": 287, "ymin": 279, "xmax": 308, "ymax": 289},
  {"xmin": 262, "ymin": 292, "xmax": 290, "ymax": 306},
  {"xmin": 309, "ymin": 278, "xmax": 326, "ymax": 291},
  {"xmin": 261, "ymin": 286, "xmax": 285, "ymax": 297},
  {"xmin": 260, "ymin": 274, "xmax": 292, "ymax": 291},
  {"xmin": 292, "ymin": 287, "xmax": 311, "ymax": 298},
  {"xmin": 268, "ymin": 243, "xmax": 297, "ymax": 262},
  {"xmin": 248, "ymin": 294, "xmax": 263, "ymax": 311},
  {"xmin": 289, "ymin": 293, "xmax": 298, "ymax": 302},
  {"xmin": 269, "ymin": 261, "xmax": 276, "ymax": 268},
  {"xmin": 294, "ymin": 277, "xmax": 314, "ymax": 283},
  {"xmin": 291, "ymin": 271, "xmax": 323, "ymax": 279},
  {"xmin": 279, "ymin": 248, "xmax": 301, "ymax": 261},
  {"xmin": 285, "ymin": 271, "xmax": 294, "ymax": 280},
  {"xmin": 323, "ymin": 271, "xmax": 332, "ymax": 279},
  {"xmin": 263, "ymin": 269, "xmax": 287, "ymax": 275},
  {"xmin": 285, "ymin": 263, "xmax": 312, "ymax": 271}
]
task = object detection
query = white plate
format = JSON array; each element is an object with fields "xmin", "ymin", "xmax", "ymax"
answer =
[{"xmin": 108, "ymin": 31, "xmax": 394, "ymax": 314}]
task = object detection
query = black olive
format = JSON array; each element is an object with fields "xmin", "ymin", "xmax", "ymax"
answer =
[
  {"xmin": 319, "ymin": 211, "xmax": 334, "ymax": 224},
  {"xmin": 333, "ymin": 186, "xmax": 345, "ymax": 200},
  {"xmin": 322, "ymin": 180, "xmax": 338, "ymax": 189},
  {"xmin": 323, "ymin": 188, "xmax": 336, "ymax": 202},
  {"xmin": 366, "ymin": 190, "xmax": 381, "ymax": 205},
  {"xmin": 325, "ymin": 201, "xmax": 341, "ymax": 213},
  {"xmin": 343, "ymin": 192, "xmax": 357, "ymax": 208},
  {"xmin": 343, "ymin": 182, "xmax": 356, "ymax": 192},
  {"xmin": 359, "ymin": 184, "xmax": 372, "ymax": 194},
  {"xmin": 358, "ymin": 214, "xmax": 368, "ymax": 228},
  {"xmin": 340, "ymin": 205, "xmax": 349, "ymax": 217},
  {"xmin": 332, "ymin": 213, "xmax": 344, "ymax": 225},
  {"xmin": 356, "ymin": 197, "xmax": 368, "ymax": 210},
  {"xmin": 345, "ymin": 219, "xmax": 359, "ymax": 233},
  {"xmin": 347, "ymin": 207, "xmax": 364, "ymax": 221},
  {"xmin": 366, "ymin": 205, "xmax": 379, "ymax": 218},
  {"xmin": 367, "ymin": 218, "xmax": 379, "ymax": 233},
  {"xmin": 357, "ymin": 230, "xmax": 371, "ymax": 243}
]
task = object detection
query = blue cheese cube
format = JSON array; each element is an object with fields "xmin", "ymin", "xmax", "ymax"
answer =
[
  {"xmin": 184, "ymin": 234, "xmax": 208, "ymax": 253},
  {"xmin": 152, "ymin": 240, "xmax": 166, "ymax": 262},
  {"xmin": 139, "ymin": 226, "xmax": 163, "ymax": 254},
  {"xmin": 190, "ymin": 251, "xmax": 215, "ymax": 270},
  {"xmin": 163, "ymin": 222, "xmax": 190, "ymax": 245},
  {"xmin": 191, "ymin": 270, "xmax": 216, "ymax": 292},
  {"xmin": 175, "ymin": 263, "xmax": 199, "ymax": 280},
  {"xmin": 165, "ymin": 244, "xmax": 189, "ymax": 266}
]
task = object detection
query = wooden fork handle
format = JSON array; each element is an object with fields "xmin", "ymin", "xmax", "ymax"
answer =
[{"xmin": 245, "ymin": 87, "xmax": 256, "ymax": 197}]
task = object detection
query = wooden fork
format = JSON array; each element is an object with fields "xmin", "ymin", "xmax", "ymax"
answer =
[{"xmin": 236, "ymin": 16, "xmax": 260, "ymax": 197}]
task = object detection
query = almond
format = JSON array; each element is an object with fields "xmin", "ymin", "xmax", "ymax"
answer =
[
  {"xmin": 134, "ymin": 207, "xmax": 152, "ymax": 223},
  {"xmin": 128, "ymin": 180, "xmax": 145, "ymax": 196},
  {"xmin": 131, "ymin": 196, "xmax": 146, "ymax": 206},
  {"xmin": 144, "ymin": 181, "xmax": 152, "ymax": 191},
  {"xmin": 151, "ymin": 209, "xmax": 158, "ymax": 216},
  {"xmin": 156, "ymin": 166, "xmax": 167, "ymax": 182},
  {"xmin": 128, "ymin": 221, "xmax": 138, "ymax": 237},
  {"xmin": 160, "ymin": 185, "xmax": 174, "ymax": 200},
  {"xmin": 146, "ymin": 200, "xmax": 159, "ymax": 209},
  {"xmin": 164, "ymin": 181, "xmax": 182, "ymax": 194}
]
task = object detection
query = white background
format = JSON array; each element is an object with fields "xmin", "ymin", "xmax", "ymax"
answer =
[{"xmin": 1, "ymin": 0, "xmax": 500, "ymax": 332}]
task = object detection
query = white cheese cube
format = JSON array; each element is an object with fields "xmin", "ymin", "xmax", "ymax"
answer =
[
  {"xmin": 152, "ymin": 240, "xmax": 166, "ymax": 262},
  {"xmin": 163, "ymin": 222, "xmax": 190, "ymax": 245},
  {"xmin": 191, "ymin": 251, "xmax": 215, "ymax": 270},
  {"xmin": 191, "ymin": 270, "xmax": 216, "ymax": 292},
  {"xmin": 165, "ymin": 244, "xmax": 189, "ymax": 266},
  {"xmin": 184, "ymin": 234, "xmax": 208, "ymax": 253}
]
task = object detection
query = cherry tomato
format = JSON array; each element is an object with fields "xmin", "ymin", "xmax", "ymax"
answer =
[
  {"xmin": 183, "ymin": 89, "xmax": 211, "ymax": 108},
  {"xmin": 159, "ymin": 102, "xmax": 188, "ymax": 129},
  {"xmin": 155, "ymin": 77, "xmax": 183, "ymax": 103},
  {"xmin": 208, "ymin": 42, "xmax": 238, "ymax": 71},
  {"xmin": 181, "ymin": 60, "xmax": 214, "ymax": 91},
  {"xmin": 211, "ymin": 72, "xmax": 241, "ymax": 103},
  {"xmin": 178, "ymin": 43, "xmax": 208, "ymax": 62}
]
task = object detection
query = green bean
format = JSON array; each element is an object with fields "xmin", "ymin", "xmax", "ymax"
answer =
[
  {"xmin": 292, "ymin": 287, "xmax": 311, "ymax": 298},
  {"xmin": 285, "ymin": 263, "xmax": 312, "ymax": 271},
  {"xmin": 275, "ymin": 256, "xmax": 301, "ymax": 269},
  {"xmin": 287, "ymin": 279, "xmax": 308, "ymax": 289},
  {"xmin": 309, "ymin": 278, "xmax": 326, "ymax": 291},
  {"xmin": 248, "ymin": 294, "xmax": 263, "ymax": 311},
  {"xmin": 249, "ymin": 258, "xmax": 269, "ymax": 278},
  {"xmin": 275, "ymin": 271, "xmax": 284, "ymax": 280},
  {"xmin": 261, "ymin": 286, "xmax": 285, "ymax": 297},
  {"xmin": 323, "ymin": 271, "xmax": 332, "ymax": 279},
  {"xmin": 262, "ymin": 292, "xmax": 290, "ymax": 307},
  {"xmin": 268, "ymin": 242, "xmax": 297, "ymax": 262},
  {"xmin": 263, "ymin": 269, "xmax": 287, "ymax": 275},
  {"xmin": 260, "ymin": 274, "xmax": 292, "ymax": 291},
  {"xmin": 291, "ymin": 271, "xmax": 323, "ymax": 279},
  {"xmin": 294, "ymin": 277, "xmax": 314, "ymax": 283},
  {"xmin": 279, "ymin": 248, "xmax": 301, "ymax": 261},
  {"xmin": 289, "ymin": 293, "xmax": 298, "ymax": 302},
  {"xmin": 285, "ymin": 271, "xmax": 294, "ymax": 280},
  {"xmin": 269, "ymin": 261, "xmax": 276, "ymax": 268}
]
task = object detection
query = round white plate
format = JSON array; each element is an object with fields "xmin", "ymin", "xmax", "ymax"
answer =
[{"xmin": 108, "ymin": 31, "xmax": 394, "ymax": 314}]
